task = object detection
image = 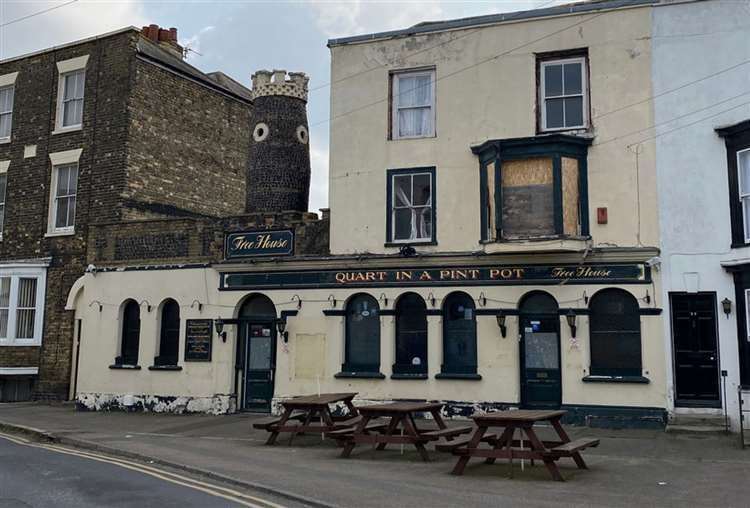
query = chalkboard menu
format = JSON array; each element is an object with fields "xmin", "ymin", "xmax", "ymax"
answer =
[{"xmin": 185, "ymin": 319, "xmax": 212, "ymax": 361}]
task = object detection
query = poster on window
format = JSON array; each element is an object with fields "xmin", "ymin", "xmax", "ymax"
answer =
[{"xmin": 185, "ymin": 319, "xmax": 212, "ymax": 361}]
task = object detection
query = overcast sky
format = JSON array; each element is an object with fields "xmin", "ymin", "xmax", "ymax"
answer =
[{"xmin": 0, "ymin": 0, "xmax": 564, "ymax": 212}]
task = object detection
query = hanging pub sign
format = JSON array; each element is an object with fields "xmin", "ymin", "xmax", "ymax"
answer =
[
  {"xmin": 225, "ymin": 230, "xmax": 294, "ymax": 259},
  {"xmin": 184, "ymin": 319, "xmax": 213, "ymax": 361},
  {"xmin": 220, "ymin": 263, "xmax": 649, "ymax": 290}
]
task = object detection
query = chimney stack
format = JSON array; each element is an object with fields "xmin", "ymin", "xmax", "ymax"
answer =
[{"xmin": 141, "ymin": 24, "xmax": 184, "ymax": 60}]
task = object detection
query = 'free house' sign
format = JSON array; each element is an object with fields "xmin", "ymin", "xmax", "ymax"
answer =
[{"xmin": 225, "ymin": 230, "xmax": 294, "ymax": 259}]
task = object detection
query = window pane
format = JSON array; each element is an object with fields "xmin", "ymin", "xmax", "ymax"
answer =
[
  {"xmin": 545, "ymin": 98, "xmax": 564, "ymax": 129},
  {"xmin": 0, "ymin": 174, "xmax": 7, "ymax": 203},
  {"xmin": 589, "ymin": 289, "xmax": 641, "ymax": 375},
  {"xmin": 74, "ymin": 71, "xmax": 85, "ymax": 98},
  {"xmin": 0, "ymin": 277, "xmax": 9, "ymax": 307},
  {"xmin": 743, "ymin": 198, "xmax": 750, "ymax": 240},
  {"xmin": 18, "ymin": 278, "xmax": 36, "ymax": 307},
  {"xmin": 544, "ymin": 64, "xmax": 563, "ymax": 96},
  {"xmin": 562, "ymin": 157, "xmax": 580, "ymax": 236},
  {"xmin": 398, "ymin": 107, "xmax": 428, "ymax": 137},
  {"xmin": 398, "ymin": 75, "xmax": 431, "ymax": 108},
  {"xmin": 56, "ymin": 166, "xmax": 69, "ymax": 195},
  {"xmin": 739, "ymin": 150, "xmax": 750, "ymax": 194},
  {"xmin": 501, "ymin": 157, "xmax": 555, "ymax": 238},
  {"xmin": 0, "ymin": 113, "xmax": 10, "ymax": 138},
  {"xmin": 394, "ymin": 175, "xmax": 411, "ymax": 206},
  {"xmin": 395, "ymin": 294, "xmax": 427, "ymax": 373},
  {"xmin": 564, "ymin": 96, "xmax": 584, "ymax": 127},
  {"xmin": 67, "ymin": 195, "xmax": 77, "ymax": 227},
  {"xmin": 56, "ymin": 197, "xmax": 70, "ymax": 228},
  {"xmin": 485, "ymin": 161, "xmax": 496, "ymax": 241},
  {"xmin": 16, "ymin": 278, "xmax": 37, "ymax": 340},
  {"xmin": 412, "ymin": 174, "xmax": 431, "ymax": 206},
  {"xmin": 415, "ymin": 206, "xmax": 432, "ymax": 240},
  {"xmin": 394, "ymin": 208, "xmax": 413, "ymax": 240},
  {"xmin": 346, "ymin": 295, "xmax": 380, "ymax": 369},
  {"xmin": 63, "ymin": 101, "xmax": 76, "ymax": 127},
  {"xmin": 563, "ymin": 62, "xmax": 582, "ymax": 95},
  {"xmin": 443, "ymin": 293, "xmax": 477, "ymax": 372},
  {"xmin": 0, "ymin": 88, "xmax": 12, "ymax": 112}
]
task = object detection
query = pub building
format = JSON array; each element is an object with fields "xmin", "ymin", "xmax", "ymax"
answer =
[{"xmin": 70, "ymin": 2, "xmax": 670, "ymax": 428}]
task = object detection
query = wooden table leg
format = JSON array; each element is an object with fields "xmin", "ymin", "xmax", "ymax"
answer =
[
  {"xmin": 267, "ymin": 407, "xmax": 292, "ymax": 446},
  {"xmin": 451, "ymin": 425, "xmax": 487, "ymax": 475},
  {"xmin": 341, "ymin": 414, "xmax": 370, "ymax": 458},
  {"xmin": 344, "ymin": 398, "xmax": 358, "ymax": 417},
  {"xmin": 485, "ymin": 425, "xmax": 513, "ymax": 465},
  {"xmin": 430, "ymin": 408, "xmax": 447, "ymax": 430},
  {"xmin": 524, "ymin": 426, "xmax": 564, "ymax": 482},
  {"xmin": 376, "ymin": 415, "xmax": 401, "ymax": 451},
  {"xmin": 289, "ymin": 407, "xmax": 314, "ymax": 445},
  {"xmin": 403, "ymin": 414, "xmax": 430, "ymax": 462},
  {"xmin": 551, "ymin": 417, "xmax": 588, "ymax": 469}
]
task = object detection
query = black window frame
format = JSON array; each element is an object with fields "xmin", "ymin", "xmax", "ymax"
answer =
[
  {"xmin": 341, "ymin": 293, "xmax": 382, "ymax": 375},
  {"xmin": 155, "ymin": 299, "xmax": 180, "ymax": 367},
  {"xmin": 118, "ymin": 300, "xmax": 141, "ymax": 367},
  {"xmin": 472, "ymin": 134, "xmax": 591, "ymax": 243},
  {"xmin": 588, "ymin": 288, "xmax": 642, "ymax": 377},
  {"xmin": 439, "ymin": 291, "xmax": 478, "ymax": 377},
  {"xmin": 393, "ymin": 292, "xmax": 428, "ymax": 378},
  {"xmin": 385, "ymin": 166, "xmax": 437, "ymax": 246},
  {"xmin": 716, "ymin": 120, "xmax": 750, "ymax": 248}
]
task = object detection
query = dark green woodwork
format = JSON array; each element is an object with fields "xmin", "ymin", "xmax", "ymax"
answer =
[{"xmin": 385, "ymin": 166, "xmax": 437, "ymax": 245}]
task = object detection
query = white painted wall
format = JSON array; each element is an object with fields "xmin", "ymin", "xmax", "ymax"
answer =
[{"xmin": 653, "ymin": 0, "xmax": 750, "ymax": 430}]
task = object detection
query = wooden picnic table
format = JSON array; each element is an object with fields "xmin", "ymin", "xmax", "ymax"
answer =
[
  {"xmin": 438, "ymin": 410, "xmax": 599, "ymax": 481},
  {"xmin": 335, "ymin": 401, "xmax": 472, "ymax": 462},
  {"xmin": 253, "ymin": 392, "xmax": 360, "ymax": 445}
]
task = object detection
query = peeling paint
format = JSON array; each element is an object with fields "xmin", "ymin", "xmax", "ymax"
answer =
[{"xmin": 76, "ymin": 393, "xmax": 236, "ymax": 415}]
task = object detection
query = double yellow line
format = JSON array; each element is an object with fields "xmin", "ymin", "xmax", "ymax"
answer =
[{"xmin": 0, "ymin": 432, "xmax": 287, "ymax": 508}]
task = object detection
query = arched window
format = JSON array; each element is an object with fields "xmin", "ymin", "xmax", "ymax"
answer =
[
  {"xmin": 119, "ymin": 300, "xmax": 140, "ymax": 366},
  {"xmin": 589, "ymin": 288, "xmax": 641, "ymax": 376},
  {"xmin": 394, "ymin": 293, "xmax": 427, "ymax": 376},
  {"xmin": 239, "ymin": 294, "xmax": 276, "ymax": 320},
  {"xmin": 343, "ymin": 294, "xmax": 380, "ymax": 373},
  {"xmin": 156, "ymin": 299, "xmax": 180, "ymax": 366},
  {"xmin": 441, "ymin": 292, "xmax": 477, "ymax": 376}
]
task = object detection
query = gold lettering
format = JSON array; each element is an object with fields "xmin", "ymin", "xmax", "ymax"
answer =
[
  {"xmin": 419, "ymin": 271, "xmax": 433, "ymax": 281},
  {"xmin": 440, "ymin": 270, "xmax": 451, "ymax": 280},
  {"xmin": 396, "ymin": 271, "xmax": 413, "ymax": 281},
  {"xmin": 335, "ymin": 272, "xmax": 347, "ymax": 283}
]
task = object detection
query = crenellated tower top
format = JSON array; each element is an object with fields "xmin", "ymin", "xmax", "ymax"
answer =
[{"xmin": 250, "ymin": 69, "xmax": 309, "ymax": 102}]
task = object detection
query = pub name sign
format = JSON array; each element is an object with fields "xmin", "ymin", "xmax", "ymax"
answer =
[
  {"xmin": 225, "ymin": 230, "xmax": 294, "ymax": 259},
  {"xmin": 221, "ymin": 263, "xmax": 648, "ymax": 290}
]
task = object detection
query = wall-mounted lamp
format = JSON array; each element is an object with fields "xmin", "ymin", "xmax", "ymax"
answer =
[
  {"xmin": 190, "ymin": 300, "xmax": 203, "ymax": 312},
  {"xmin": 291, "ymin": 294, "xmax": 302, "ymax": 310},
  {"xmin": 328, "ymin": 295, "xmax": 337, "ymax": 308},
  {"xmin": 379, "ymin": 293, "xmax": 389, "ymax": 307},
  {"xmin": 479, "ymin": 292, "xmax": 487, "ymax": 307},
  {"xmin": 139, "ymin": 300, "xmax": 152, "ymax": 312},
  {"xmin": 643, "ymin": 290, "xmax": 651, "ymax": 305},
  {"xmin": 276, "ymin": 318, "xmax": 289, "ymax": 343},
  {"xmin": 427, "ymin": 292, "xmax": 436, "ymax": 308},
  {"xmin": 496, "ymin": 312, "xmax": 507, "ymax": 338},
  {"xmin": 583, "ymin": 291, "xmax": 589, "ymax": 304},
  {"xmin": 89, "ymin": 300, "xmax": 103, "ymax": 312},
  {"xmin": 214, "ymin": 318, "xmax": 227, "ymax": 342},
  {"xmin": 566, "ymin": 309, "xmax": 577, "ymax": 338},
  {"xmin": 722, "ymin": 298, "xmax": 732, "ymax": 318}
]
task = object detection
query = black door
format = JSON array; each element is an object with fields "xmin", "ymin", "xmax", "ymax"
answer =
[
  {"xmin": 520, "ymin": 315, "xmax": 562, "ymax": 408},
  {"xmin": 243, "ymin": 322, "xmax": 276, "ymax": 412},
  {"xmin": 671, "ymin": 294, "xmax": 720, "ymax": 407}
]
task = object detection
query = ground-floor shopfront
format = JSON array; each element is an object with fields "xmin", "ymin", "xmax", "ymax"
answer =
[{"xmin": 68, "ymin": 250, "xmax": 668, "ymax": 428}]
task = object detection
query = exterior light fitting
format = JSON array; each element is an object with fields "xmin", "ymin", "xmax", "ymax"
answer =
[
  {"xmin": 214, "ymin": 318, "xmax": 227, "ymax": 342},
  {"xmin": 566, "ymin": 309, "xmax": 577, "ymax": 338},
  {"xmin": 427, "ymin": 292, "xmax": 436, "ymax": 307},
  {"xmin": 328, "ymin": 295, "xmax": 337, "ymax": 308},
  {"xmin": 479, "ymin": 292, "xmax": 487, "ymax": 307},
  {"xmin": 291, "ymin": 294, "xmax": 302, "ymax": 309},
  {"xmin": 379, "ymin": 293, "xmax": 388, "ymax": 307},
  {"xmin": 276, "ymin": 318, "xmax": 289, "ymax": 343},
  {"xmin": 722, "ymin": 298, "xmax": 732, "ymax": 318},
  {"xmin": 139, "ymin": 300, "xmax": 152, "ymax": 312},
  {"xmin": 496, "ymin": 312, "xmax": 507, "ymax": 338}
]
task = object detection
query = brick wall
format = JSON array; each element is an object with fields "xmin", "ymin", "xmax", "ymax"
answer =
[{"xmin": 123, "ymin": 53, "xmax": 251, "ymax": 219}]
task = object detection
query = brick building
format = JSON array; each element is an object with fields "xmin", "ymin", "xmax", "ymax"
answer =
[{"xmin": 0, "ymin": 25, "xmax": 253, "ymax": 401}]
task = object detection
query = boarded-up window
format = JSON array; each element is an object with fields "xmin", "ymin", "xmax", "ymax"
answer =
[
  {"xmin": 562, "ymin": 157, "xmax": 580, "ymax": 236},
  {"xmin": 501, "ymin": 157, "xmax": 554, "ymax": 239}
]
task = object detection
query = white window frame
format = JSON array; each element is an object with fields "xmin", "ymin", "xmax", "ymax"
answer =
[
  {"xmin": 0, "ymin": 160, "xmax": 9, "ymax": 240},
  {"xmin": 539, "ymin": 56, "xmax": 589, "ymax": 132},
  {"xmin": 47, "ymin": 149, "xmax": 82, "ymax": 236},
  {"xmin": 54, "ymin": 55, "xmax": 89, "ymax": 134},
  {"xmin": 390, "ymin": 170, "xmax": 434, "ymax": 243},
  {"xmin": 0, "ymin": 266, "xmax": 47, "ymax": 347},
  {"xmin": 0, "ymin": 72, "xmax": 18, "ymax": 143},
  {"xmin": 391, "ymin": 68, "xmax": 436, "ymax": 140},
  {"xmin": 738, "ymin": 148, "xmax": 750, "ymax": 243}
]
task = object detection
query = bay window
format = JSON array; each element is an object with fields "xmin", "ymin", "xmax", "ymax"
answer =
[{"xmin": 473, "ymin": 134, "xmax": 590, "ymax": 242}]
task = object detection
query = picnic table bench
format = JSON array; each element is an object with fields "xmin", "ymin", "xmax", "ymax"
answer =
[
  {"xmin": 336, "ymin": 401, "xmax": 472, "ymax": 461},
  {"xmin": 258, "ymin": 392, "xmax": 360, "ymax": 445},
  {"xmin": 443, "ymin": 410, "xmax": 599, "ymax": 481}
]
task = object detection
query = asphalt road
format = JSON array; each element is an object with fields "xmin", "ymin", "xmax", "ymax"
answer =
[{"xmin": 0, "ymin": 434, "xmax": 285, "ymax": 508}]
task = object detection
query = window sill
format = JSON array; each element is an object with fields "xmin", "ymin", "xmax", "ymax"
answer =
[
  {"xmin": 391, "ymin": 373, "xmax": 428, "ymax": 380},
  {"xmin": 482, "ymin": 237, "xmax": 590, "ymax": 254},
  {"xmin": 109, "ymin": 364, "xmax": 141, "ymax": 370},
  {"xmin": 0, "ymin": 138, "xmax": 9, "ymax": 145},
  {"xmin": 148, "ymin": 365, "xmax": 182, "ymax": 371},
  {"xmin": 0, "ymin": 341, "xmax": 41, "ymax": 347},
  {"xmin": 435, "ymin": 372, "xmax": 482, "ymax": 380},
  {"xmin": 384, "ymin": 241, "xmax": 437, "ymax": 247},
  {"xmin": 51, "ymin": 125, "xmax": 82, "ymax": 136},
  {"xmin": 389, "ymin": 134, "xmax": 436, "ymax": 141},
  {"xmin": 45, "ymin": 230, "xmax": 75, "ymax": 238},
  {"xmin": 334, "ymin": 371, "xmax": 385, "ymax": 379},
  {"xmin": 581, "ymin": 375, "xmax": 649, "ymax": 384},
  {"xmin": 537, "ymin": 126, "xmax": 592, "ymax": 136}
]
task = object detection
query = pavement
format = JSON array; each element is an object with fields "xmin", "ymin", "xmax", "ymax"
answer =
[{"xmin": 1, "ymin": 402, "xmax": 750, "ymax": 507}]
